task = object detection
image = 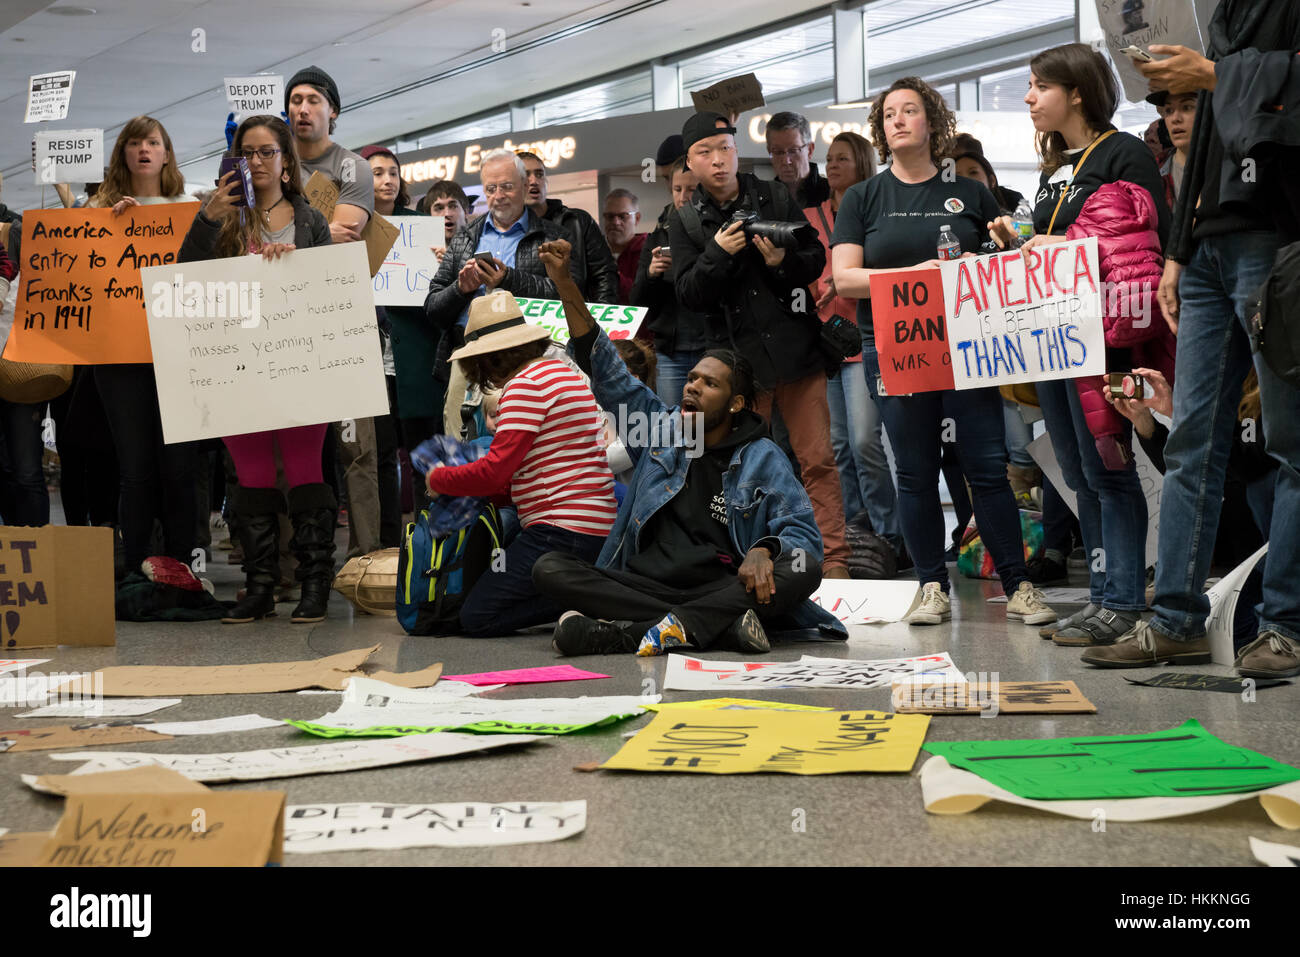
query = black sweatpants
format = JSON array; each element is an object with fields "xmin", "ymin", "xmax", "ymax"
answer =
[{"xmin": 531, "ymin": 551, "xmax": 822, "ymax": 649}]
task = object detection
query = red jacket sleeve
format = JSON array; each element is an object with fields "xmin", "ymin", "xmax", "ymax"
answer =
[{"xmin": 427, "ymin": 428, "xmax": 534, "ymax": 499}]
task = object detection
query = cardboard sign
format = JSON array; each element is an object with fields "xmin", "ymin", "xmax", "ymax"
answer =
[
  {"xmin": 33, "ymin": 129, "xmax": 103, "ymax": 187},
  {"xmin": 283, "ymin": 801, "xmax": 587, "ymax": 853},
  {"xmin": 1205, "ymin": 543, "xmax": 1268, "ymax": 666},
  {"xmin": 809, "ymin": 579, "xmax": 921, "ymax": 624},
  {"xmin": 38, "ymin": 791, "xmax": 285, "ymax": 867},
  {"xmin": 44, "ymin": 731, "xmax": 542, "ymax": 783},
  {"xmin": 868, "ymin": 269, "xmax": 954, "ymax": 394},
  {"xmin": 603, "ymin": 709, "xmax": 930, "ymax": 775},
  {"xmin": 941, "ymin": 239, "xmax": 1104, "ymax": 390},
  {"xmin": 0, "ymin": 724, "xmax": 171, "ymax": 753},
  {"xmin": 1124, "ymin": 672, "xmax": 1288, "ymax": 694},
  {"xmin": 363, "ymin": 664, "xmax": 443, "ymax": 689},
  {"xmin": 3, "ymin": 204, "xmax": 197, "ymax": 365},
  {"xmin": 142, "ymin": 242, "xmax": 391, "ymax": 443},
  {"xmin": 223, "ymin": 74, "xmax": 284, "ymax": 117},
  {"xmin": 25, "ymin": 71, "xmax": 76, "ymax": 123},
  {"xmin": 515, "ymin": 297, "xmax": 646, "ymax": 343},
  {"xmin": 373, "ymin": 216, "xmax": 443, "ymax": 306},
  {"xmin": 0, "ymin": 526, "xmax": 114, "ymax": 650},
  {"xmin": 663, "ymin": 652, "xmax": 965, "ymax": 692},
  {"xmin": 689, "ymin": 72, "xmax": 765, "ymax": 117},
  {"xmin": 27, "ymin": 765, "xmax": 209, "ymax": 797},
  {"xmin": 56, "ymin": 645, "xmax": 377, "ymax": 697},
  {"xmin": 892, "ymin": 679, "xmax": 1097, "ymax": 715},
  {"xmin": 0, "ymin": 831, "xmax": 53, "ymax": 867},
  {"xmin": 921, "ymin": 754, "xmax": 1300, "ymax": 826},
  {"xmin": 1095, "ymin": 0, "xmax": 1204, "ymax": 103},
  {"xmin": 303, "ymin": 172, "xmax": 400, "ymax": 276}
]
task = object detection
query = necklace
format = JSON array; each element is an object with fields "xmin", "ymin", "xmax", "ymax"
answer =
[{"xmin": 257, "ymin": 195, "xmax": 285, "ymax": 224}]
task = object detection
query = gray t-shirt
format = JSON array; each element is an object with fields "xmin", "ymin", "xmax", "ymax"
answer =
[
  {"xmin": 298, "ymin": 141, "xmax": 374, "ymax": 219},
  {"xmin": 260, "ymin": 221, "xmax": 295, "ymax": 245}
]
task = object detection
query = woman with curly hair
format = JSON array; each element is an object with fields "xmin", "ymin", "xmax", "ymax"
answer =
[{"xmin": 831, "ymin": 77, "xmax": 1057, "ymax": 628}]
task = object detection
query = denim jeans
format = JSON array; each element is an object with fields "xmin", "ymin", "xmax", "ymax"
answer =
[
  {"xmin": 654, "ymin": 348, "xmax": 703, "ymax": 410},
  {"xmin": 1002, "ymin": 399, "xmax": 1037, "ymax": 468},
  {"xmin": 1035, "ymin": 379, "xmax": 1147, "ymax": 611},
  {"xmin": 828, "ymin": 362, "xmax": 899, "ymax": 539},
  {"xmin": 458, "ymin": 521, "xmax": 606, "ymax": 637},
  {"xmin": 864, "ymin": 348, "xmax": 1028, "ymax": 595},
  {"xmin": 0, "ymin": 399, "xmax": 50, "ymax": 526},
  {"xmin": 1154, "ymin": 232, "xmax": 1300, "ymax": 643}
]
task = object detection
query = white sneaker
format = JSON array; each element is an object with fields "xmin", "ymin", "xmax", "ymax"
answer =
[
  {"xmin": 1006, "ymin": 581, "xmax": 1058, "ymax": 626},
  {"xmin": 906, "ymin": 582, "xmax": 951, "ymax": 625}
]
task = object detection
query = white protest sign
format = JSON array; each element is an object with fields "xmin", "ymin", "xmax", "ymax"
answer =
[
  {"xmin": 1095, "ymin": 0, "xmax": 1204, "ymax": 104},
  {"xmin": 663, "ymin": 653, "xmax": 965, "ymax": 692},
  {"xmin": 39, "ymin": 731, "xmax": 541, "ymax": 783},
  {"xmin": 515, "ymin": 297, "xmax": 646, "ymax": 344},
  {"xmin": 25, "ymin": 71, "xmax": 76, "ymax": 123},
  {"xmin": 33, "ymin": 129, "xmax": 103, "ymax": 186},
  {"xmin": 223, "ymin": 75, "xmax": 284, "ymax": 118},
  {"xmin": 810, "ymin": 579, "xmax": 920, "ymax": 624},
  {"xmin": 283, "ymin": 801, "xmax": 587, "ymax": 853},
  {"xmin": 0, "ymin": 673, "xmax": 94, "ymax": 708},
  {"xmin": 1250, "ymin": 837, "xmax": 1300, "ymax": 867},
  {"xmin": 941, "ymin": 238, "xmax": 1104, "ymax": 390},
  {"xmin": 18, "ymin": 698, "xmax": 180, "ymax": 719},
  {"xmin": 1028, "ymin": 430, "xmax": 1162, "ymax": 568},
  {"xmin": 0, "ymin": 659, "xmax": 49, "ymax": 677},
  {"xmin": 142, "ymin": 714, "xmax": 285, "ymax": 736},
  {"xmin": 1205, "ymin": 543, "xmax": 1268, "ymax": 666},
  {"xmin": 143, "ymin": 242, "xmax": 390, "ymax": 443},
  {"xmin": 373, "ymin": 216, "xmax": 442, "ymax": 306}
]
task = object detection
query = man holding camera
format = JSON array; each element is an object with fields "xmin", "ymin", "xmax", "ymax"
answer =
[{"xmin": 668, "ymin": 112, "xmax": 851, "ymax": 576}]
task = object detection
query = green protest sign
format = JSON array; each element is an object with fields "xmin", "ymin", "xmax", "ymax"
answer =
[{"xmin": 514, "ymin": 297, "xmax": 645, "ymax": 344}]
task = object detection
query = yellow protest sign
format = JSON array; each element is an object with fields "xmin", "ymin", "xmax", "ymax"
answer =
[
  {"xmin": 603, "ymin": 709, "xmax": 929, "ymax": 775},
  {"xmin": 643, "ymin": 698, "xmax": 830, "ymax": 713}
]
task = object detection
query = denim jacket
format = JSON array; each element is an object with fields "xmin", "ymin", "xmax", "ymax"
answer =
[{"xmin": 574, "ymin": 327, "xmax": 847, "ymax": 640}]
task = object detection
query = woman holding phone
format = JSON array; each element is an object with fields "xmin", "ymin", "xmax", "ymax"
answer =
[
  {"xmin": 177, "ymin": 115, "xmax": 336, "ymax": 624},
  {"xmin": 831, "ymin": 77, "xmax": 1057, "ymax": 628},
  {"xmin": 88, "ymin": 117, "xmax": 199, "ymax": 579}
]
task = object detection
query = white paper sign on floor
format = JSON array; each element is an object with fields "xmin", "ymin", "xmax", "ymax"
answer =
[
  {"xmin": 0, "ymin": 673, "xmax": 94, "ymax": 708},
  {"xmin": 988, "ymin": 586, "xmax": 1091, "ymax": 605},
  {"xmin": 373, "ymin": 217, "xmax": 443, "ymax": 307},
  {"xmin": 663, "ymin": 653, "xmax": 965, "ymax": 692},
  {"xmin": 1205, "ymin": 543, "xmax": 1269, "ymax": 666},
  {"xmin": 26, "ymin": 71, "xmax": 76, "ymax": 122},
  {"xmin": 283, "ymin": 800, "xmax": 587, "ymax": 853},
  {"xmin": 142, "ymin": 714, "xmax": 284, "ymax": 736},
  {"xmin": 810, "ymin": 580, "xmax": 919, "ymax": 624},
  {"xmin": 37, "ymin": 732, "xmax": 540, "ymax": 784},
  {"xmin": 1249, "ymin": 837, "xmax": 1300, "ymax": 867},
  {"xmin": 0, "ymin": 660, "xmax": 49, "ymax": 677},
  {"xmin": 143, "ymin": 242, "xmax": 390, "ymax": 443},
  {"xmin": 18, "ymin": 698, "xmax": 180, "ymax": 719}
]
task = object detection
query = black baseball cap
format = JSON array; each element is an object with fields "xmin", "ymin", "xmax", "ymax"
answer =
[
  {"xmin": 682, "ymin": 112, "xmax": 737, "ymax": 152},
  {"xmin": 655, "ymin": 134, "xmax": 685, "ymax": 167}
]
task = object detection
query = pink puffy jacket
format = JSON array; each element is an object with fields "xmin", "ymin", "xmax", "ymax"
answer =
[{"xmin": 1065, "ymin": 181, "xmax": 1176, "ymax": 468}]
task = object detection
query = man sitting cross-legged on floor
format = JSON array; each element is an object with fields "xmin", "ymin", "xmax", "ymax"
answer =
[{"xmin": 531, "ymin": 238, "xmax": 848, "ymax": 657}]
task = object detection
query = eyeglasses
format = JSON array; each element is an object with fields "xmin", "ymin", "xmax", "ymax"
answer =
[
  {"xmin": 238, "ymin": 147, "xmax": 282, "ymax": 161},
  {"xmin": 768, "ymin": 145, "xmax": 809, "ymax": 160},
  {"xmin": 483, "ymin": 182, "xmax": 518, "ymax": 195}
]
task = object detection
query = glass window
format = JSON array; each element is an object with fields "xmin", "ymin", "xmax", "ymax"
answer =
[
  {"xmin": 980, "ymin": 65, "xmax": 1031, "ymax": 112},
  {"xmin": 416, "ymin": 112, "xmax": 511, "ymax": 149},
  {"xmin": 679, "ymin": 15, "xmax": 834, "ymax": 101},
  {"xmin": 867, "ymin": 0, "xmax": 1074, "ymax": 70},
  {"xmin": 533, "ymin": 72, "xmax": 653, "ymax": 126}
]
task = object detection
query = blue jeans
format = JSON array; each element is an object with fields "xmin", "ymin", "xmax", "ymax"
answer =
[
  {"xmin": 0, "ymin": 399, "xmax": 50, "ymax": 526},
  {"xmin": 653, "ymin": 349, "xmax": 704, "ymax": 410},
  {"xmin": 459, "ymin": 521, "xmax": 606, "ymax": 637},
  {"xmin": 1035, "ymin": 379, "xmax": 1147, "ymax": 611},
  {"xmin": 864, "ymin": 349, "xmax": 1028, "ymax": 595},
  {"xmin": 828, "ymin": 363, "xmax": 899, "ymax": 540},
  {"xmin": 1002, "ymin": 399, "xmax": 1037, "ymax": 468},
  {"xmin": 1154, "ymin": 232, "xmax": 1300, "ymax": 642}
]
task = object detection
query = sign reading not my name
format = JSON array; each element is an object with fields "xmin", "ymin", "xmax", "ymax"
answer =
[{"xmin": 142, "ymin": 243, "xmax": 390, "ymax": 443}]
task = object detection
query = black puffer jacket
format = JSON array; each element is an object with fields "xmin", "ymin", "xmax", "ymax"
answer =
[{"xmin": 542, "ymin": 198, "xmax": 618, "ymax": 304}]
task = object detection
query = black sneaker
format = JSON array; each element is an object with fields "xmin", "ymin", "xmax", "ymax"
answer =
[
  {"xmin": 552, "ymin": 611, "xmax": 638, "ymax": 656},
  {"xmin": 720, "ymin": 609, "xmax": 770, "ymax": 654},
  {"xmin": 1027, "ymin": 551, "xmax": 1068, "ymax": 585}
]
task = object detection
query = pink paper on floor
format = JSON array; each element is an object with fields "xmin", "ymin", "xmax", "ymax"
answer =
[{"xmin": 440, "ymin": 665, "xmax": 611, "ymax": 686}]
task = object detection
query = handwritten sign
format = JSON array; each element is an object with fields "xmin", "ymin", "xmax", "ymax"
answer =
[
  {"xmin": 223, "ymin": 74, "xmax": 284, "ymax": 117},
  {"xmin": 891, "ymin": 679, "xmax": 1097, "ymax": 715},
  {"xmin": 942, "ymin": 238, "xmax": 1104, "ymax": 389},
  {"xmin": 3, "ymin": 204, "xmax": 196, "ymax": 365},
  {"xmin": 141, "ymin": 242, "xmax": 390, "ymax": 443},
  {"xmin": 869, "ymin": 268, "xmax": 954, "ymax": 394},
  {"xmin": 1095, "ymin": 0, "xmax": 1204, "ymax": 103},
  {"xmin": 303, "ymin": 171, "xmax": 400, "ymax": 277},
  {"xmin": 373, "ymin": 216, "xmax": 443, "ymax": 306},
  {"xmin": 26, "ymin": 71, "xmax": 76, "ymax": 123},
  {"xmin": 603, "ymin": 709, "xmax": 930, "ymax": 774},
  {"xmin": 689, "ymin": 73, "xmax": 765, "ymax": 117},
  {"xmin": 809, "ymin": 579, "xmax": 921, "ymax": 624},
  {"xmin": 663, "ymin": 653, "xmax": 965, "ymax": 691},
  {"xmin": 514, "ymin": 297, "xmax": 645, "ymax": 344},
  {"xmin": 0, "ymin": 526, "xmax": 114, "ymax": 650},
  {"xmin": 33, "ymin": 129, "xmax": 103, "ymax": 187}
]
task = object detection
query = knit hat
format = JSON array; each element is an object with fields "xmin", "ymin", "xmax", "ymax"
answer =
[
  {"xmin": 949, "ymin": 133, "xmax": 997, "ymax": 184},
  {"xmin": 681, "ymin": 112, "xmax": 736, "ymax": 152},
  {"xmin": 286, "ymin": 65, "xmax": 341, "ymax": 115},
  {"xmin": 449, "ymin": 291, "xmax": 551, "ymax": 362}
]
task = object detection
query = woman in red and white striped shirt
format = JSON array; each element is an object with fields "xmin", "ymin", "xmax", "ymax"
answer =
[{"xmin": 428, "ymin": 290, "xmax": 616, "ymax": 636}]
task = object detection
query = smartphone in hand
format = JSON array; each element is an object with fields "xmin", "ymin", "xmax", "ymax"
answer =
[
  {"xmin": 217, "ymin": 156, "xmax": 254, "ymax": 207},
  {"xmin": 1119, "ymin": 45, "xmax": 1154, "ymax": 63}
]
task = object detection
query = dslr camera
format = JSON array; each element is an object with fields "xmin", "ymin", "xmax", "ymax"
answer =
[{"xmin": 728, "ymin": 209, "xmax": 815, "ymax": 249}]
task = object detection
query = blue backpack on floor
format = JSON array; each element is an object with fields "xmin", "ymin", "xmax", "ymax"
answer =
[{"xmin": 397, "ymin": 504, "xmax": 504, "ymax": 635}]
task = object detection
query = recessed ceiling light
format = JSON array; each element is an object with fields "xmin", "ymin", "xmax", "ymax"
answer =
[
  {"xmin": 332, "ymin": 40, "xmax": 348, "ymax": 46},
  {"xmin": 48, "ymin": 5, "xmax": 98, "ymax": 15}
]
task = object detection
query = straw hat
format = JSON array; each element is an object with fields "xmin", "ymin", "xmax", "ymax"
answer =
[
  {"xmin": 0, "ymin": 357, "xmax": 72, "ymax": 404},
  {"xmin": 449, "ymin": 290, "xmax": 550, "ymax": 362}
]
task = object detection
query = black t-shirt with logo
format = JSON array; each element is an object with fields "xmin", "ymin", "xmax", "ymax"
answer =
[{"xmin": 832, "ymin": 170, "xmax": 999, "ymax": 345}]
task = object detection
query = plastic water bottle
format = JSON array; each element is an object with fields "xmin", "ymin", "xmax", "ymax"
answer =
[
  {"xmin": 1011, "ymin": 197, "xmax": 1034, "ymax": 245},
  {"xmin": 937, "ymin": 225, "xmax": 962, "ymax": 261}
]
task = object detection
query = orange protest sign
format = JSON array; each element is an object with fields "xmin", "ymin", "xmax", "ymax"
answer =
[{"xmin": 3, "ymin": 203, "xmax": 197, "ymax": 365}]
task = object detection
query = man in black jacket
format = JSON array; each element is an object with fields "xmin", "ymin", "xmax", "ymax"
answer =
[
  {"xmin": 1085, "ymin": 0, "xmax": 1300, "ymax": 678},
  {"xmin": 424, "ymin": 148, "xmax": 575, "ymax": 434},
  {"xmin": 668, "ymin": 112, "xmax": 850, "ymax": 578},
  {"xmin": 518, "ymin": 151, "xmax": 618, "ymax": 304},
  {"xmin": 764, "ymin": 111, "xmax": 830, "ymax": 209}
]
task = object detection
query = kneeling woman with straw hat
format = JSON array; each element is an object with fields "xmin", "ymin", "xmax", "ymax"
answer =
[{"xmin": 426, "ymin": 290, "xmax": 617, "ymax": 636}]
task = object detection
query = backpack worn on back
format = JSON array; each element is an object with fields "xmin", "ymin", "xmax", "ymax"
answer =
[
  {"xmin": 1250, "ymin": 241, "xmax": 1300, "ymax": 388},
  {"xmin": 397, "ymin": 504, "xmax": 504, "ymax": 635}
]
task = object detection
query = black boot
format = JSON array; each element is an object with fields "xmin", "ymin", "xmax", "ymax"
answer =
[
  {"xmin": 222, "ymin": 486, "xmax": 284, "ymax": 624},
  {"xmin": 288, "ymin": 482, "xmax": 337, "ymax": 623}
]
